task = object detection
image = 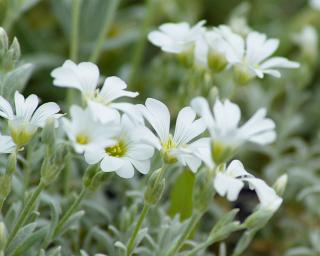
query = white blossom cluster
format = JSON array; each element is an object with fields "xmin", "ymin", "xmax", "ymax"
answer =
[
  {"xmin": 51, "ymin": 57, "xmax": 283, "ymax": 211},
  {"xmin": 148, "ymin": 21, "xmax": 299, "ymax": 84}
]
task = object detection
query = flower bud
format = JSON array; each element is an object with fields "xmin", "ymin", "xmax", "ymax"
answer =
[
  {"xmin": 144, "ymin": 168, "xmax": 166, "ymax": 205},
  {"xmin": 8, "ymin": 37, "xmax": 20, "ymax": 64},
  {"xmin": 41, "ymin": 118, "xmax": 56, "ymax": 147},
  {"xmin": 82, "ymin": 165, "xmax": 110, "ymax": 191},
  {"xmin": 6, "ymin": 152, "xmax": 17, "ymax": 176},
  {"xmin": 178, "ymin": 48, "xmax": 194, "ymax": 67},
  {"xmin": 209, "ymin": 209, "xmax": 242, "ymax": 242},
  {"xmin": 208, "ymin": 50, "xmax": 228, "ymax": 72},
  {"xmin": 273, "ymin": 174, "xmax": 288, "ymax": 197},
  {"xmin": 41, "ymin": 144, "xmax": 68, "ymax": 185},
  {"xmin": 233, "ymin": 64, "xmax": 253, "ymax": 86},
  {"xmin": 211, "ymin": 141, "xmax": 235, "ymax": 165},
  {"xmin": 0, "ymin": 174, "xmax": 12, "ymax": 202},
  {"xmin": 243, "ymin": 208, "xmax": 273, "ymax": 230},
  {"xmin": 193, "ymin": 167, "xmax": 214, "ymax": 214}
]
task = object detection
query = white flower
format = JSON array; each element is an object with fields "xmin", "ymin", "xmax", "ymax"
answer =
[
  {"xmin": 137, "ymin": 98, "xmax": 209, "ymax": 172},
  {"xmin": 148, "ymin": 21, "xmax": 206, "ymax": 54},
  {"xmin": 214, "ymin": 160, "xmax": 252, "ymax": 201},
  {"xmin": 84, "ymin": 115, "xmax": 155, "ymax": 179},
  {"xmin": 51, "ymin": 60, "xmax": 140, "ymax": 124},
  {"xmin": 191, "ymin": 96, "xmax": 276, "ymax": 148},
  {"xmin": 62, "ymin": 105, "xmax": 119, "ymax": 153},
  {"xmin": 293, "ymin": 26, "xmax": 318, "ymax": 62},
  {"xmin": 0, "ymin": 133, "xmax": 15, "ymax": 153},
  {"xmin": 0, "ymin": 91, "xmax": 61, "ymax": 146},
  {"xmin": 310, "ymin": 0, "xmax": 320, "ymax": 10},
  {"xmin": 194, "ymin": 29, "xmax": 230, "ymax": 70},
  {"xmin": 214, "ymin": 160, "xmax": 282, "ymax": 211},
  {"xmin": 218, "ymin": 26, "xmax": 299, "ymax": 79}
]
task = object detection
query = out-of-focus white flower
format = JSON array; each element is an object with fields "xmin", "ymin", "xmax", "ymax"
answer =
[
  {"xmin": 215, "ymin": 26, "xmax": 299, "ymax": 83},
  {"xmin": 310, "ymin": 0, "xmax": 320, "ymax": 10},
  {"xmin": 51, "ymin": 60, "xmax": 140, "ymax": 124},
  {"xmin": 0, "ymin": 133, "xmax": 15, "ymax": 153},
  {"xmin": 191, "ymin": 97, "xmax": 275, "ymax": 163},
  {"xmin": 62, "ymin": 105, "xmax": 119, "ymax": 154},
  {"xmin": 84, "ymin": 115, "xmax": 154, "ymax": 179},
  {"xmin": 137, "ymin": 98, "xmax": 210, "ymax": 172},
  {"xmin": 293, "ymin": 26, "xmax": 318, "ymax": 64},
  {"xmin": 214, "ymin": 160, "xmax": 282, "ymax": 211},
  {"xmin": 0, "ymin": 91, "xmax": 61, "ymax": 146},
  {"xmin": 194, "ymin": 29, "xmax": 230, "ymax": 71},
  {"xmin": 148, "ymin": 21, "xmax": 206, "ymax": 54}
]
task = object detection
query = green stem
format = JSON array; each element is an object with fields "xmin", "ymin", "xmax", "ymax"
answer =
[
  {"xmin": 165, "ymin": 213, "xmax": 202, "ymax": 256},
  {"xmin": 70, "ymin": 0, "xmax": 82, "ymax": 62},
  {"xmin": 128, "ymin": 0, "xmax": 156, "ymax": 85},
  {"xmin": 6, "ymin": 180, "xmax": 46, "ymax": 247},
  {"xmin": 126, "ymin": 204, "xmax": 150, "ymax": 256},
  {"xmin": 89, "ymin": 0, "xmax": 120, "ymax": 63},
  {"xmin": 53, "ymin": 186, "xmax": 87, "ymax": 237},
  {"xmin": 126, "ymin": 164, "xmax": 167, "ymax": 255}
]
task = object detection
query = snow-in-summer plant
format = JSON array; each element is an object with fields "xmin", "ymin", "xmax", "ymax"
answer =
[{"xmin": 0, "ymin": 0, "xmax": 315, "ymax": 255}]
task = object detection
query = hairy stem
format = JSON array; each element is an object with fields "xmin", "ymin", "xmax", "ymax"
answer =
[
  {"xmin": 70, "ymin": 0, "xmax": 82, "ymax": 62},
  {"xmin": 165, "ymin": 213, "xmax": 202, "ymax": 256},
  {"xmin": 126, "ymin": 204, "xmax": 150, "ymax": 255},
  {"xmin": 89, "ymin": 0, "xmax": 121, "ymax": 63},
  {"xmin": 6, "ymin": 180, "xmax": 46, "ymax": 247}
]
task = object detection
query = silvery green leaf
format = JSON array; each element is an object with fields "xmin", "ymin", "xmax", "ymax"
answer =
[
  {"xmin": 6, "ymin": 222, "xmax": 38, "ymax": 254},
  {"xmin": 80, "ymin": 250, "xmax": 89, "ymax": 256},
  {"xmin": 1, "ymin": 63, "xmax": 33, "ymax": 98},
  {"xmin": 4, "ymin": 203, "xmax": 20, "ymax": 231},
  {"xmin": 114, "ymin": 241, "xmax": 127, "ymax": 255},
  {"xmin": 134, "ymin": 227, "xmax": 148, "ymax": 251},
  {"xmin": 285, "ymin": 247, "xmax": 316, "ymax": 256},
  {"xmin": 59, "ymin": 210, "xmax": 85, "ymax": 236},
  {"xmin": 46, "ymin": 246, "xmax": 62, "ymax": 256},
  {"xmin": 10, "ymin": 226, "xmax": 48, "ymax": 256}
]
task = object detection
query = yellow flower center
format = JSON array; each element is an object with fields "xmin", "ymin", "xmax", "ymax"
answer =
[
  {"xmin": 76, "ymin": 134, "xmax": 89, "ymax": 145},
  {"xmin": 161, "ymin": 134, "xmax": 176, "ymax": 152},
  {"xmin": 161, "ymin": 134, "xmax": 177, "ymax": 164},
  {"xmin": 105, "ymin": 140, "xmax": 127, "ymax": 157}
]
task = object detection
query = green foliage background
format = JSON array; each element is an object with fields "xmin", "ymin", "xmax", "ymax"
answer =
[{"xmin": 1, "ymin": 0, "xmax": 320, "ymax": 255}]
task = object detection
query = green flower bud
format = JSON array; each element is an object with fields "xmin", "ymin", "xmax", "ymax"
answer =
[
  {"xmin": 233, "ymin": 64, "xmax": 253, "ymax": 86},
  {"xmin": 144, "ymin": 168, "xmax": 166, "ymax": 205},
  {"xmin": 208, "ymin": 209, "xmax": 242, "ymax": 242},
  {"xmin": 6, "ymin": 152, "xmax": 17, "ymax": 176},
  {"xmin": 41, "ymin": 144, "xmax": 68, "ymax": 185},
  {"xmin": 211, "ymin": 141, "xmax": 235, "ymax": 165},
  {"xmin": 193, "ymin": 167, "xmax": 214, "ymax": 214},
  {"xmin": 8, "ymin": 37, "xmax": 20, "ymax": 64},
  {"xmin": 208, "ymin": 50, "xmax": 228, "ymax": 72},
  {"xmin": 0, "ymin": 174, "xmax": 12, "ymax": 201},
  {"xmin": 273, "ymin": 174, "xmax": 288, "ymax": 197},
  {"xmin": 41, "ymin": 118, "xmax": 56, "ymax": 147},
  {"xmin": 243, "ymin": 208, "xmax": 273, "ymax": 230},
  {"xmin": 82, "ymin": 165, "xmax": 110, "ymax": 191},
  {"xmin": 178, "ymin": 48, "xmax": 194, "ymax": 67}
]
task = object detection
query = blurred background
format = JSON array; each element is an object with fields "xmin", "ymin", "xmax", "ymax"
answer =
[{"xmin": 1, "ymin": 0, "xmax": 320, "ymax": 255}]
